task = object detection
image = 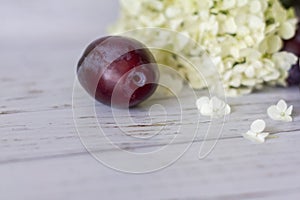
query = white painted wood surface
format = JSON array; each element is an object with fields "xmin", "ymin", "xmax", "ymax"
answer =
[{"xmin": 1, "ymin": 1, "xmax": 300, "ymax": 199}]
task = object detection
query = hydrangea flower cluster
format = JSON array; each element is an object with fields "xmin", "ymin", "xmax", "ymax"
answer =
[{"xmin": 111, "ymin": 0, "xmax": 298, "ymax": 96}]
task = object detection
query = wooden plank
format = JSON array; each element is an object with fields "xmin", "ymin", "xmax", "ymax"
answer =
[
  {"xmin": 1, "ymin": 85, "xmax": 299, "ymax": 163},
  {"xmin": 1, "ymin": 133, "xmax": 300, "ymax": 200}
]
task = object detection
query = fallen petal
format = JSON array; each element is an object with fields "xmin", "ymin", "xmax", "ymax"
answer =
[
  {"xmin": 259, "ymin": 132, "xmax": 270, "ymax": 138},
  {"xmin": 243, "ymin": 131, "xmax": 265, "ymax": 144},
  {"xmin": 267, "ymin": 105, "xmax": 281, "ymax": 121},
  {"xmin": 276, "ymin": 99, "xmax": 287, "ymax": 112},
  {"xmin": 196, "ymin": 96, "xmax": 210, "ymax": 110},
  {"xmin": 200, "ymin": 103, "xmax": 213, "ymax": 116},
  {"xmin": 224, "ymin": 104, "xmax": 231, "ymax": 115},
  {"xmin": 286, "ymin": 105, "xmax": 293, "ymax": 116},
  {"xmin": 282, "ymin": 115, "xmax": 293, "ymax": 122},
  {"xmin": 211, "ymin": 97, "xmax": 225, "ymax": 110},
  {"xmin": 250, "ymin": 119, "xmax": 266, "ymax": 133}
]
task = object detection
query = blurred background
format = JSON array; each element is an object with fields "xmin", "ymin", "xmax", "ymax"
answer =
[{"xmin": 0, "ymin": 0, "xmax": 119, "ymax": 77}]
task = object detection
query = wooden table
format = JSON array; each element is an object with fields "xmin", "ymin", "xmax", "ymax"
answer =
[{"xmin": 1, "ymin": 1, "xmax": 300, "ymax": 199}]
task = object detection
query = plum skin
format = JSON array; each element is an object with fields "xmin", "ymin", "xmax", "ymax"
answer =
[{"xmin": 77, "ymin": 36, "xmax": 159, "ymax": 108}]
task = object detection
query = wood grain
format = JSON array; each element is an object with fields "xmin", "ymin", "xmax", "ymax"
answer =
[{"xmin": 1, "ymin": 0, "xmax": 300, "ymax": 199}]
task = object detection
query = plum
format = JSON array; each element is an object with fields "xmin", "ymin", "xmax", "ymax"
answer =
[{"xmin": 77, "ymin": 36, "xmax": 159, "ymax": 107}]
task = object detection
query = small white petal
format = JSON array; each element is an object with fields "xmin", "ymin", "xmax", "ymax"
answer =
[
  {"xmin": 267, "ymin": 105, "xmax": 281, "ymax": 120},
  {"xmin": 196, "ymin": 96, "xmax": 210, "ymax": 110},
  {"xmin": 242, "ymin": 131, "xmax": 256, "ymax": 141},
  {"xmin": 210, "ymin": 97, "xmax": 225, "ymax": 110},
  {"xmin": 286, "ymin": 105, "xmax": 293, "ymax": 116},
  {"xmin": 165, "ymin": 7, "xmax": 181, "ymax": 18},
  {"xmin": 259, "ymin": 132, "xmax": 270, "ymax": 138},
  {"xmin": 243, "ymin": 131, "xmax": 265, "ymax": 144},
  {"xmin": 277, "ymin": 100, "xmax": 287, "ymax": 112},
  {"xmin": 200, "ymin": 104, "xmax": 213, "ymax": 116},
  {"xmin": 245, "ymin": 66, "xmax": 255, "ymax": 78},
  {"xmin": 249, "ymin": 0, "xmax": 261, "ymax": 13},
  {"xmin": 224, "ymin": 104, "xmax": 231, "ymax": 115},
  {"xmin": 283, "ymin": 115, "xmax": 293, "ymax": 122},
  {"xmin": 257, "ymin": 132, "xmax": 269, "ymax": 143},
  {"xmin": 250, "ymin": 119, "xmax": 266, "ymax": 133},
  {"xmin": 279, "ymin": 22, "xmax": 296, "ymax": 40}
]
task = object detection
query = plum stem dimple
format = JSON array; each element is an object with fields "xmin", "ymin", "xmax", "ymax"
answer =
[{"xmin": 132, "ymin": 72, "xmax": 146, "ymax": 87}]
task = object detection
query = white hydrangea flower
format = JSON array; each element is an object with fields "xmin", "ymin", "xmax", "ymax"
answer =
[
  {"xmin": 243, "ymin": 119, "xmax": 269, "ymax": 143},
  {"xmin": 272, "ymin": 52, "xmax": 299, "ymax": 71},
  {"xmin": 120, "ymin": 0, "xmax": 141, "ymax": 15},
  {"xmin": 267, "ymin": 99, "xmax": 293, "ymax": 122},
  {"xmin": 111, "ymin": 0, "xmax": 298, "ymax": 96},
  {"xmin": 196, "ymin": 96, "xmax": 231, "ymax": 118}
]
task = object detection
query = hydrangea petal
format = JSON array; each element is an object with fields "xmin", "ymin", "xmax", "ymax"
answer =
[
  {"xmin": 243, "ymin": 131, "xmax": 267, "ymax": 144},
  {"xmin": 283, "ymin": 115, "xmax": 293, "ymax": 122},
  {"xmin": 245, "ymin": 66, "xmax": 255, "ymax": 78},
  {"xmin": 257, "ymin": 132, "xmax": 269, "ymax": 143},
  {"xmin": 277, "ymin": 99, "xmax": 287, "ymax": 112},
  {"xmin": 267, "ymin": 105, "xmax": 281, "ymax": 120},
  {"xmin": 196, "ymin": 96, "xmax": 210, "ymax": 110},
  {"xmin": 267, "ymin": 35, "xmax": 282, "ymax": 54},
  {"xmin": 210, "ymin": 97, "xmax": 225, "ymax": 110},
  {"xmin": 221, "ymin": 0, "xmax": 236, "ymax": 10},
  {"xmin": 242, "ymin": 131, "xmax": 257, "ymax": 142},
  {"xmin": 286, "ymin": 105, "xmax": 293, "ymax": 115},
  {"xmin": 250, "ymin": 119, "xmax": 265, "ymax": 133},
  {"xmin": 200, "ymin": 104, "xmax": 213, "ymax": 116},
  {"xmin": 279, "ymin": 22, "xmax": 296, "ymax": 40},
  {"xmin": 250, "ymin": 0, "xmax": 262, "ymax": 13},
  {"xmin": 224, "ymin": 104, "xmax": 231, "ymax": 115}
]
